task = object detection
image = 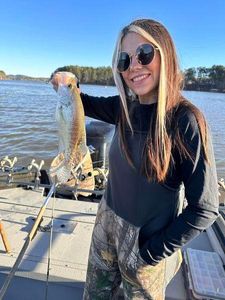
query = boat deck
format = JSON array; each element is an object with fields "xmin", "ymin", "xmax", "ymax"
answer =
[{"xmin": 0, "ymin": 187, "xmax": 224, "ymax": 299}]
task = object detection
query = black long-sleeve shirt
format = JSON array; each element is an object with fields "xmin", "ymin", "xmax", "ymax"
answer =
[{"xmin": 81, "ymin": 93, "xmax": 219, "ymax": 265}]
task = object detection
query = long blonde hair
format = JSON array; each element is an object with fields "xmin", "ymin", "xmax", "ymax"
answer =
[{"xmin": 112, "ymin": 19, "xmax": 209, "ymax": 182}]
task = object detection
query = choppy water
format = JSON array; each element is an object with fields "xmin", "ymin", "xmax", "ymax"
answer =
[{"xmin": 0, "ymin": 80, "xmax": 224, "ymax": 178}]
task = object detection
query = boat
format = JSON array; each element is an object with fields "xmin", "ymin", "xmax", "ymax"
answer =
[{"xmin": 0, "ymin": 120, "xmax": 225, "ymax": 299}]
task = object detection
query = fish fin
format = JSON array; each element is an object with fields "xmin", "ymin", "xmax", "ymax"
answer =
[
  {"xmin": 49, "ymin": 153, "xmax": 64, "ymax": 177},
  {"xmin": 50, "ymin": 150, "xmax": 95, "ymax": 195},
  {"xmin": 49, "ymin": 153, "xmax": 71, "ymax": 184},
  {"xmin": 56, "ymin": 164, "xmax": 72, "ymax": 184},
  {"xmin": 63, "ymin": 150, "xmax": 95, "ymax": 196}
]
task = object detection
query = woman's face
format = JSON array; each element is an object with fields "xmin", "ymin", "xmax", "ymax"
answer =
[{"xmin": 120, "ymin": 32, "xmax": 161, "ymax": 104}]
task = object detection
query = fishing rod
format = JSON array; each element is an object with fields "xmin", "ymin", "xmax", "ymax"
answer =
[{"xmin": 0, "ymin": 183, "xmax": 57, "ymax": 300}]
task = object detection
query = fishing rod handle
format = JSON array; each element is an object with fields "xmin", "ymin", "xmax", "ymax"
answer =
[{"xmin": 0, "ymin": 222, "xmax": 11, "ymax": 253}]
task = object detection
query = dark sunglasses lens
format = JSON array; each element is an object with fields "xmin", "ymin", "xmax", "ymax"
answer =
[
  {"xmin": 137, "ymin": 44, "xmax": 155, "ymax": 65},
  {"xmin": 117, "ymin": 52, "xmax": 130, "ymax": 72}
]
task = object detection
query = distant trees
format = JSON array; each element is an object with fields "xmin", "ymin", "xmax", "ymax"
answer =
[
  {"xmin": 2, "ymin": 64, "xmax": 225, "ymax": 92},
  {"xmin": 0, "ymin": 70, "xmax": 6, "ymax": 79},
  {"xmin": 184, "ymin": 65, "xmax": 225, "ymax": 92},
  {"xmin": 53, "ymin": 64, "xmax": 225, "ymax": 92},
  {"xmin": 52, "ymin": 65, "xmax": 115, "ymax": 86}
]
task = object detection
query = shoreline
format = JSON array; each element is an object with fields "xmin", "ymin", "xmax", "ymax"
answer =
[{"xmin": 1, "ymin": 78, "xmax": 225, "ymax": 94}]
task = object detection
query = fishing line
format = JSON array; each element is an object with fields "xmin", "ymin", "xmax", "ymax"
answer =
[{"xmin": 45, "ymin": 179, "xmax": 57, "ymax": 300}]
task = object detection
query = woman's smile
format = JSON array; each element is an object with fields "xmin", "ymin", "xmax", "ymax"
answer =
[{"xmin": 131, "ymin": 73, "xmax": 150, "ymax": 82}]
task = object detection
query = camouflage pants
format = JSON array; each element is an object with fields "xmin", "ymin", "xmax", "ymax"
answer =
[{"xmin": 83, "ymin": 198, "xmax": 182, "ymax": 300}]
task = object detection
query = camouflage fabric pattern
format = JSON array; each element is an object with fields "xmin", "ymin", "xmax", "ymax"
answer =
[{"xmin": 83, "ymin": 198, "xmax": 181, "ymax": 300}]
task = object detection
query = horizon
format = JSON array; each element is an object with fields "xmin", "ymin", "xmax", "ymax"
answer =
[
  {"xmin": 1, "ymin": 0, "xmax": 225, "ymax": 77},
  {"xmin": 2, "ymin": 64, "xmax": 225, "ymax": 79}
]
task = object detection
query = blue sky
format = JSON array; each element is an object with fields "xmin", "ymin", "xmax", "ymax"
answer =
[{"xmin": 1, "ymin": 0, "xmax": 225, "ymax": 77}]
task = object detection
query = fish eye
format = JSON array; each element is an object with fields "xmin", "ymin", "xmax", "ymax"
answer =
[
  {"xmin": 77, "ymin": 82, "xmax": 80, "ymax": 88},
  {"xmin": 67, "ymin": 83, "xmax": 72, "ymax": 89}
]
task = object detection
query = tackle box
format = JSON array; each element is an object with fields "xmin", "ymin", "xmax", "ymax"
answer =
[{"xmin": 183, "ymin": 248, "xmax": 225, "ymax": 299}]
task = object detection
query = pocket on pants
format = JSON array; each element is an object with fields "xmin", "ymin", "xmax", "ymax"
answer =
[
  {"xmin": 164, "ymin": 249, "xmax": 183, "ymax": 286},
  {"xmin": 118, "ymin": 223, "xmax": 167, "ymax": 298}
]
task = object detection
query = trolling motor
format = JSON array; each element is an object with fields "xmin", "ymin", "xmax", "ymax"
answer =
[
  {"xmin": 86, "ymin": 120, "xmax": 115, "ymax": 169},
  {"xmin": 86, "ymin": 120, "xmax": 114, "ymax": 191}
]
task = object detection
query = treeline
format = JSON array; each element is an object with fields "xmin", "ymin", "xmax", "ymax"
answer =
[
  {"xmin": 7, "ymin": 74, "xmax": 48, "ymax": 81},
  {"xmin": 53, "ymin": 65, "xmax": 115, "ymax": 86},
  {"xmin": 0, "ymin": 70, "xmax": 6, "ymax": 79},
  {"xmin": 0, "ymin": 70, "xmax": 47, "ymax": 81},
  {"xmin": 54, "ymin": 64, "xmax": 225, "ymax": 92},
  {"xmin": 2, "ymin": 65, "xmax": 225, "ymax": 92},
  {"xmin": 184, "ymin": 65, "xmax": 225, "ymax": 92}
]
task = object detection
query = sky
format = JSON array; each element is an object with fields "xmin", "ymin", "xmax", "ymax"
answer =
[{"xmin": 1, "ymin": 0, "xmax": 225, "ymax": 78}]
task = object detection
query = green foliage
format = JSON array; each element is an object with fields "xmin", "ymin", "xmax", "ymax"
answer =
[
  {"xmin": 184, "ymin": 65, "xmax": 225, "ymax": 92},
  {"xmin": 2, "ymin": 64, "xmax": 225, "ymax": 92},
  {"xmin": 53, "ymin": 64, "xmax": 225, "ymax": 91},
  {"xmin": 52, "ymin": 65, "xmax": 115, "ymax": 86},
  {"xmin": 0, "ymin": 70, "xmax": 6, "ymax": 78}
]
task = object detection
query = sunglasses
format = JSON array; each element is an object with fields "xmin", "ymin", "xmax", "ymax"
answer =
[{"xmin": 117, "ymin": 43, "xmax": 158, "ymax": 73}]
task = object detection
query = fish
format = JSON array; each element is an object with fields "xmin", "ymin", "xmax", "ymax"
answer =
[{"xmin": 50, "ymin": 71, "xmax": 94, "ymax": 196}]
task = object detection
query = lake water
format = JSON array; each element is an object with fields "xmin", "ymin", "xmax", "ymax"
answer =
[{"xmin": 0, "ymin": 80, "xmax": 224, "ymax": 179}]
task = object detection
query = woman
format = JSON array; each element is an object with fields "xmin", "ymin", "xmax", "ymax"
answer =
[{"xmin": 53, "ymin": 19, "xmax": 219, "ymax": 300}]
